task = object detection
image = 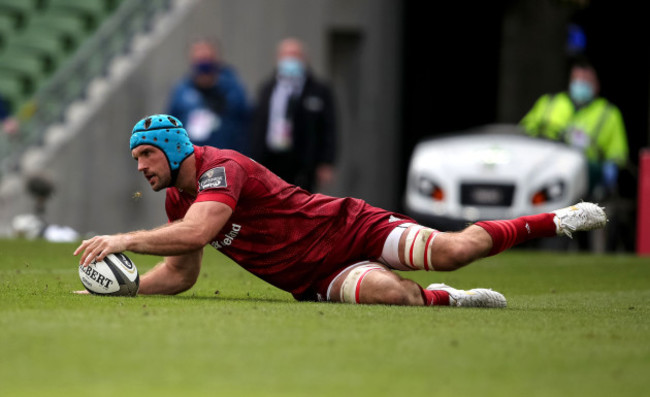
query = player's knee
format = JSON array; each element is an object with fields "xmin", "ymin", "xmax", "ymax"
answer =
[
  {"xmin": 338, "ymin": 263, "xmax": 388, "ymax": 304},
  {"xmin": 368, "ymin": 279, "xmax": 421, "ymax": 306},
  {"xmin": 337, "ymin": 263, "xmax": 422, "ymax": 305}
]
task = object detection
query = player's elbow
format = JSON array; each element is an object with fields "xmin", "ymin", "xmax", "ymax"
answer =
[
  {"xmin": 166, "ymin": 252, "xmax": 202, "ymax": 294},
  {"xmin": 168, "ymin": 266, "xmax": 200, "ymax": 294},
  {"xmin": 183, "ymin": 226, "xmax": 214, "ymax": 250},
  {"xmin": 173, "ymin": 275, "xmax": 198, "ymax": 294}
]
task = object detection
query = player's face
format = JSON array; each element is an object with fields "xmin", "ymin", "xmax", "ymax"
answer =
[{"xmin": 131, "ymin": 145, "xmax": 171, "ymax": 191}]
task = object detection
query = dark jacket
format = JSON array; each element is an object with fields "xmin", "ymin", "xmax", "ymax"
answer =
[{"xmin": 251, "ymin": 72, "xmax": 337, "ymax": 191}]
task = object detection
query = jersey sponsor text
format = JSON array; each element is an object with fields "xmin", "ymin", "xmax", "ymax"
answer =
[{"xmin": 211, "ymin": 223, "xmax": 242, "ymax": 250}]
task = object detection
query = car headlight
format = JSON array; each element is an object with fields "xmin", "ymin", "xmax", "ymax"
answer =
[
  {"xmin": 417, "ymin": 177, "xmax": 445, "ymax": 201},
  {"xmin": 531, "ymin": 180, "xmax": 565, "ymax": 205}
]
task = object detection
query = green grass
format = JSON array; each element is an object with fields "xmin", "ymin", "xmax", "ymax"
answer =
[{"xmin": 1, "ymin": 239, "xmax": 649, "ymax": 396}]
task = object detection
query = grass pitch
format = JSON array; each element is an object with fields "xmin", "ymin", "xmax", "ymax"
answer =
[{"xmin": 1, "ymin": 239, "xmax": 649, "ymax": 396}]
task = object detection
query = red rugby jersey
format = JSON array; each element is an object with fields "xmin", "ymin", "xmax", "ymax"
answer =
[{"xmin": 165, "ymin": 146, "xmax": 377, "ymax": 294}]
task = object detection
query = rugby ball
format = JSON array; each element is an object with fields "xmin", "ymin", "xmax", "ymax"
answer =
[{"xmin": 78, "ymin": 253, "xmax": 140, "ymax": 296}]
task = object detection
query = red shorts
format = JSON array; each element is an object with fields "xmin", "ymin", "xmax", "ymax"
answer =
[{"xmin": 292, "ymin": 205, "xmax": 414, "ymax": 301}]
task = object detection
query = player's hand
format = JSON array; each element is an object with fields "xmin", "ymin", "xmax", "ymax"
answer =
[
  {"xmin": 73, "ymin": 290, "xmax": 89, "ymax": 295},
  {"xmin": 74, "ymin": 235, "xmax": 128, "ymax": 267}
]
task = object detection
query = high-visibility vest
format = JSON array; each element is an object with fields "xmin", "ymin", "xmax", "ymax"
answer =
[{"xmin": 520, "ymin": 92, "xmax": 629, "ymax": 166}]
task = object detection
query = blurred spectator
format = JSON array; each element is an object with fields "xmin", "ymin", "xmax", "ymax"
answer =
[
  {"xmin": 251, "ymin": 37, "xmax": 337, "ymax": 192},
  {"xmin": 167, "ymin": 38, "xmax": 251, "ymax": 154},
  {"xmin": 0, "ymin": 94, "xmax": 19, "ymax": 136},
  {"xmin": 0, "ymin": 93, "xmax": 10, "ymax": 120},
  {"xmin": 520, "ymin": 57, "xmax": 629, "ymax": 200},
  {"xmin": 520, "ymin": 57, "xmax": 631, "ymax": 252}
]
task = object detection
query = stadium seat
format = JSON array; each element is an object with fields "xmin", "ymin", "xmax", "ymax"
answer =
[
  {"xmin": 0, "ymin": 0, "xmax": 157, "ymax": 122},
  {"xmin": 105, "ymin": 0, "xmax": 124, "ymax": 12},
  {"xmin": 0, "ymin": 13, "xmax": 15, "ymax": 48},
  {"xmin": 0, "ymin": 72, "xmax": 26, "ymax": 112},
  {"xmin": 4, "ymin": 29, "xmax": 69, "ymax": 74},
  {"xmin": 44, "ymin": 0, "xmax": 110, "ymax": 30},
  {"xmin": 24, "ymin": 13, "xmax": 87, "ymax": 52},
  {"xmin": 0, "ymin": 0, "xmax": 40, "ymax": 9},
  {"xmin": 0, "ymin": 11, "xmax": 15, "ymax": 32},
  {"xmin": 0, "ymin": 50, "xmax": 46, "ymax": 94},
  {"xmin": 0, "ymin": 0, "xmax": 40, "ymax": 29}
]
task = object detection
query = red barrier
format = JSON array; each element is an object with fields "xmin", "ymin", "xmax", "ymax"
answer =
[{"xmin": 637, "ymin": 148, "xmax": 650, "ymax": 255}]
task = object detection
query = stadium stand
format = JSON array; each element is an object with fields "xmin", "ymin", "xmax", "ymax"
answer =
[
  {"xmin": 0, "ymin": 0, "xmax": 117, "ymax": 111},
  {"xmin": 0, "ymin": 0, "xmax": 171, "ymax": 177}
]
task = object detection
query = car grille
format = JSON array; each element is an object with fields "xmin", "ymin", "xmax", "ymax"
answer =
[{"xmin": 460, "ymin": 183, "xmax": 515, "ymax": 207}]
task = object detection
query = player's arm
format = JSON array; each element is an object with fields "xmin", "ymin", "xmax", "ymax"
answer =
[
  {"xmin": 123, "ymin": 201, "xmax": 232, "ymax": 256},
  {"xmin": 137, "ymin": 250, "xmax": 203, "ymax": 295},
  {"xmin": 74, "ymin": 201, "xmax": 233, "ymax": 266}
]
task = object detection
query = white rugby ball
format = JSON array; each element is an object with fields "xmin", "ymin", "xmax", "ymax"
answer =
[{"xmin": 78, "ymin": 253, "xmax": 140, "ymax": 296}]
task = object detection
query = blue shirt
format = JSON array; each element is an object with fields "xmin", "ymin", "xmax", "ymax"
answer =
[{"xmin": 167, "ymin": 65, "xmax": 251, "ymax": 154}]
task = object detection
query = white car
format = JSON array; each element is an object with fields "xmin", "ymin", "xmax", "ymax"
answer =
[{"xmin": 403, "ymin": 124, "xmax": 588, "ymax": 230}]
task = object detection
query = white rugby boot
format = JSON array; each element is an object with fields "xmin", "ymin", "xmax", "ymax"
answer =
[
  {"xmin": 426, "ymin": 283, "xmax": 507, "ymax": 308},
  {"xmin": 552, "ymin": 202, "xmax": 607, "ymax": 238}
]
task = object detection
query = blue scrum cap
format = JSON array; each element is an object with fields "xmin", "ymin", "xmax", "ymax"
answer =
[{"xmin": 130, "ymin": 114, "xmax": 194, "ymax": 172}]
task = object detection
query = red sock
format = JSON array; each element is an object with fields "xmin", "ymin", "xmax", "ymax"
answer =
[
  {"xmin": 420, "ymin": 287, "xmax": 450, "ymax": 306},
  {"xmin": 475, "ymin": 213, "xmax": 557, "ymax": 256}
]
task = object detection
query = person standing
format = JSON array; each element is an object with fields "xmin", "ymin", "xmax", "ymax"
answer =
[
  {"xmin": 167, "ymin": 38, "xmax": 251, "ymax": 154},
  {"xmin": 520, "ymin": 57, "xmax": 628, "ymax": 200},
  {"xmin": 251, "ymin": 37, "xmax": 337, "ymax": 192}
]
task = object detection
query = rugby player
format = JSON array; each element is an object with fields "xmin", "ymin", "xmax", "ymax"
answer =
[{"xmin": 74, "ymin": 114, "xmax": 607, "ymax": 307}]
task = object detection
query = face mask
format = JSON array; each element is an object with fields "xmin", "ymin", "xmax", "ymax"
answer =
[
  {"xmin": 277, "ymin": 57, "xmax": 305, "ymax": 78},
  {"xmin": 569, "ymin": 80, "xmax": 594, "ymax": 105},
  {"xmin": 193, "ymin": 61, "xmax": 218, "ymax": 76}
]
